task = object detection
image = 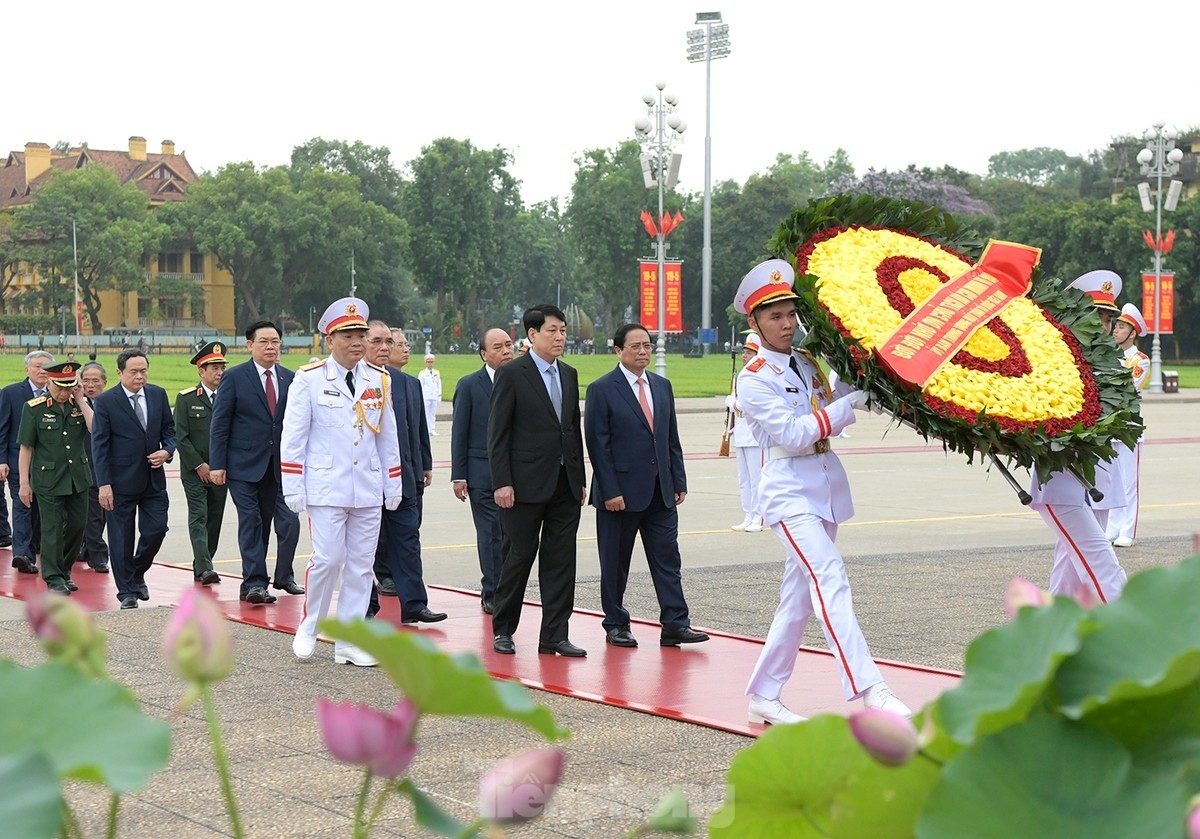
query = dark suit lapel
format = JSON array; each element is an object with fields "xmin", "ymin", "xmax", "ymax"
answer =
[
  {"xmin": 612, "ymin": 369, "xmax": 651, "ymax": 432},
  {"xmin": 648, "ymin": 373, "xmax": 668, "ymax": 433},
  {"xmin": 520, "ymin": 355, "xmax": 559, "ymax": 424},
  {"xmin": 478, "ymin": 367, "xmax": 493, "ymax": 398}
]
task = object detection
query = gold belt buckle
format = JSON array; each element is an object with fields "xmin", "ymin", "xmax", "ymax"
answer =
[{"xmin": 813, "ymin": 439, "xmax": 831, "ymax": 454}]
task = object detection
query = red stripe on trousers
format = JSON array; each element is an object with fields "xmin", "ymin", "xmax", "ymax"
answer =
[{"xmin": 1045, "ymin": 504, "xmax": 1108, "ymax": 603}]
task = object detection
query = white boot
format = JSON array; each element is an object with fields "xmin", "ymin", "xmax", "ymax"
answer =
[
  {"xmin": 748, "ymin": 695, "xmax": 806, "ymax": 725},
  {"xmin": 743, "ymin": 517, "xmax": 764, "ymax": 533}
]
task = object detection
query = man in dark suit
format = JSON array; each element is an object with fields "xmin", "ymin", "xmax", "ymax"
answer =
[
  {"xmin": 451, "ymin": 327, "xmax": 514, "ymax": 614},
  {"xmin": 209, "ymin": 321, "xmax": 302, "ymax": 604},
  {"xmin": 77, "ymin": 361, "xmax": 109, "ymax": 572},
  {"xmin": 92, "ymin": 349, "xmax": 176, "ymax": 609},
  {"xmin": 584, "ymin": 324, "xmax": 708, "ymax": 649},
  {"xmin": 364, "ymin": 322, "xmax": 444, "ymax": 624},
  {"xmin": 0, "ymin": 350, "xmax": 53, "ymax": 573},
  {"xmin": 174, "ymin": 341, "xmax": 228, "ymax": 586},
  {"xmin": 488, "ymin": 304, "xmax": 587, "ymax": 657}
]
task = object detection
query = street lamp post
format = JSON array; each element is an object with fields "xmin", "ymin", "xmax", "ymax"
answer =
[
  {"xmin": 1136, "ymin": 124, "xmax": 1184, "ymax": 394},
  {"xmin": 687, "ymin": 12, "xmax": 730, "ymax": 355},
  {"xmin": 635, "ymin": 82, "xmax": 686, "ymax": 378}
]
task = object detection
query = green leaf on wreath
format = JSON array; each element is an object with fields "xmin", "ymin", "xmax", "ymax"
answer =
[
  {"xmin": 919, "ymin": 713, "xmax": 1187, "ymax": 839},
  {"xmin": 320, "ymin": 619, "xmax": 568, "ymax": 741},
  {"xmin": 0, "ymin": 752, "xmax": 62, "ymax": 839},
  {"xmin": 0, "ymin": 660, "xmax": 170, "ymax": 792}
]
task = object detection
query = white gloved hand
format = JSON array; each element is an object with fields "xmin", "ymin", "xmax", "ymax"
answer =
[
  {"xmin": 384, "ymin": 495, "xmax": 402, "ymax": 511},
  {"xmin": 845, "ymin": 390, "xmax": 869, "ymax": 411},
  {"xmin": 284, "ymin": 494, "xmax": 306, "ymax": 513},
  {"xmin": 724, "ymin": 394, "xmax": 736, "ymax": 410}
]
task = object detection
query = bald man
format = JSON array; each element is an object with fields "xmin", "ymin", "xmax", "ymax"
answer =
[{"xmin": 451, "ymin": 328, "xmax": 514, "ymax": 613}]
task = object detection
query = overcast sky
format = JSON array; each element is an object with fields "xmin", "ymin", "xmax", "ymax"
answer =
[{"xmin": 7, "ymin": 0, "xmax": 1196, "ymax": 205}]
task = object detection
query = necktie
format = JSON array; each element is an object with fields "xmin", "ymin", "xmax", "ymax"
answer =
[
  {"xmin": 264, "ymin": 369, "xmax": 277, "ymax": 416},
  {"xmin": 789, "ymin": 355, "xmax": 803, "ymax": 380},
  {"xmin": 547, "ymin": 365, "xmax": 562, "ymax": 422},
  {"xmin": 345, "ymin": 370, "xmax": 356, "ymax": 396},
  {"xmin": 636, "ymin": 377, "xmax": 653, "ymax": 427},
  {"xmin": 131, "ymin": 393, "xmax": 147, "ymax": 430},
  {"xmin": 34, "ymin": 388, "xmax": 45, "ymax": 399}
]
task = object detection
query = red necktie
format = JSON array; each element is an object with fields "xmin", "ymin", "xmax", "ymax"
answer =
[
  {"xmin": 264, "ymin": 369, "xmax": 277, "ymax": 417},
  {"xmin": 637, "ymin": 378, "xmax": 653, "ymax": 427}
]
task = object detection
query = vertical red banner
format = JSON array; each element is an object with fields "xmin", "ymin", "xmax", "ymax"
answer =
[
  {"xmin": 637, "ymin": 262, "xmax": 684, "ymax": 334},
  {"xmin": 1142, "ymin": 272, "xmax": 1175, "ymax": 334}
]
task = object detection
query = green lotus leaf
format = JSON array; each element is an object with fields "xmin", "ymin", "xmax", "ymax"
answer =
[{"xmin": 0, "ymin": 752, "xmax": 62, "ymax": 839}]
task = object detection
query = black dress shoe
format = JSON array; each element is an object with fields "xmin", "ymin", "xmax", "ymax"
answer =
[
  {"xmin": 90, "ymin": 562, "xmax": 109, "ymax": 573},
  {"xmin": 493, "ymin": 635, "xmax": 516, "ymax": 654},
  {"xmin": 481, "ymin": 598, "xmax": 495, "ymax": 615},
  {"xmin": 136, "ymin": 582, "xmax": 150, "ymax": 601},
  {"xmin": 272, "ymin": 580, "xmax": 305, "ymax": 595},
  {"xmin": 241, "ymin": 587, "xmax": 277, "ymax": 604},
  {"xmin": 377, "ymin": 578, "xmax": 398, "ymax": 596},
  {"xmin": 402, "ymin": 608, "xmax": 448, "ymax": 624},
  {"xmin": 538, "ymin": 639, "xmax": 587, "ymax": 657},
  {"xmin": 65, "ymin": 580, "xmax": 79, "ymax": 592},
  {"xmin": 0, "ymin": 536, "xmax": 11, "ymax": 548},
  {"xmin": 48, "ymin": 583, "xmax": 71, "ymax": 595},
  {"xmin": 605, "ymin": 627, "xmax": 638, "ymax": 648},
  {"xmin": 119, "ymin": 597, "xmax": 139, "ymax": 609},
  {"xmin": 660, "ymin": 627, "xmax": 710, "ymax": 646},
  {"xmin": 12, "ymin": 555, "xmax": 37, "ymax": 575},
  {"xmin": 199, "ymin": 570, "xmax": 221, "ymax": 586}
]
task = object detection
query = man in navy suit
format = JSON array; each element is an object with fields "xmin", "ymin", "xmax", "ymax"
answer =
[
  {"xmin": 364, "ymin": 322, "xmax": 445, "ymax": 623},
  {"xmin": 209, "ymin": 320, "xmax": 302, "ymax": 604},
  {"xmin": 583, "ymin": 324, "xmax": 708, "ymax": 649},
  {"xmin": 451, "ymin": 327, "xmax": 514, "ymax": 614},
  {"xmin": 91, "ymin": 349, "xmax": 177, "ymax": 609},
  {"xmin": 0, "ymin": 350, "xmax": 53, "ymax": 573}
]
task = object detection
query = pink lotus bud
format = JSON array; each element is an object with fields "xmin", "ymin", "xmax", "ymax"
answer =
[
  {"xmin": 1003, "ymin": 577, "xmax": 1052, "ymax": 619},
  {"xmin": 27, "ymin": 592, "xmax": 103, "ymax": 663},
  {"xmin": 479, "ymin": 748, "xmax": 566, "ymax": 825},
  {"xmin": 315, "ymin": 697, "xmax": 420, "ymax": 779},
  {"xmin": 1188, "ymin": 796, "xmax": 1200, "ymax": 839},
  {"xmin": 848, "ymin": 708, "xmax": 919, "ymax": 767},
  {"xmin": 163, "ymin": 588, "xmax": 234, "ymax": 685}
]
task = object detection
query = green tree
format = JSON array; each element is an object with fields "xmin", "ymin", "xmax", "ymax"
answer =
[
  {"xmin": 987, "ymin": 147, "xmax": 1072, "ymax": 185},
  {"xmin": 289, "ymin": 138, "xmax": 406, "ymax": 215}
]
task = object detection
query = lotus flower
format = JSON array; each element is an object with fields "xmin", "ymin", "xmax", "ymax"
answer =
[
  {"xmin": 1003, "ymin": 577, "xmax": 1052, "ymax": 619},
  {"xmin": 315, "ymin": 698, "xmax": 420, "ymax": 779},
  {"xmin": 479, "ymin": 748, "xmax": 566, "ymax": 825},
  {"xmin": 848, "ymin": 708, "xmax": 919, "ymax": 767},
  {"xmin": 1188, "ymin": 795, "xmax": 1200, "ymax": 839},
  {"xmin": 27, "ymin": 592, "xmax": 107, "ymax": 677},
  {"xmin": 163, "ymin": 588, "xmax": 234, "ymax": 685}
]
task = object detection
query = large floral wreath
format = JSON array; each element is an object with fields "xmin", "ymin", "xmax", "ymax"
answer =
[{"xmin": 766, "ymin": 194, "xmax": 1143, "ymax": 487}]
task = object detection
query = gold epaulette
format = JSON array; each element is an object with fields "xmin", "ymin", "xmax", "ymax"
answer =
[
  {"xmin": 26, "ymin": 395, "xmax": 50, "ymax": 407},
  {"xmin": 746, "ymin": 357, "xmax": 768, "ymax": 373},
  {"xmin": 300, "ymin": 359, "xmax": 325, "ymax": 372},
  {"xmin": 179, "ymin": 385, "xmax": 202, "ymax": 396}
]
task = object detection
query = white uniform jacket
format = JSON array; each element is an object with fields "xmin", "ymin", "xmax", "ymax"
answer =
[
  {"xmin": 418, "ymin": 368, "xmax": 442, "ymax": 401},
  {"xmin": 737, "ymin": 347, "xmax": 857, "ymax": 526},
  {"xmin": 1123, "ymin": 345, "xmax": 1150, "ymax": 392},
  {"xmin": 281, "ymin": 358, "xmax": 403, "ymax": 508}
]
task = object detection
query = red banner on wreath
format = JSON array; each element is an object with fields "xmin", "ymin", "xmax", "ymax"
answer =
[
  {"xmin": 639, "ymin": 261, "xmax": 683, "ymax": 333},
  {"xmin": 1142, "ymin": 272, "xmax": 1174, "ymax": 334}
]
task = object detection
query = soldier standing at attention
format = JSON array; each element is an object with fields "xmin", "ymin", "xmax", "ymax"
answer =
[
  {"xmin": 17, "ymin": 362, "xmax": 93, "ymax": 594},
  {"xmin": 418, "ymin": 354, "xmax": 442, "ymax": 435},
  {"xmin": 175, "ymin": 341, "xmax": 228, "ymax": 585}
]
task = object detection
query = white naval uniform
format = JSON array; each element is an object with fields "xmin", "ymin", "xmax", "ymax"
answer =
[
  {"xmin": 737, "ymin": 346, "xmax": 884, "ymax": 702},
  {"xmin": 1105, "ymin": 345, "xmax": 1149, "ymax": 543},
  {"xmin": 1028, "ymin": 459, "xmax": 1126, "ymax": 602},
  {"xmin": 281, "ymin": 358, "xmax": 403, "ymax": 651},
  {"xmin": 418, "ymin": 367, "xmax": 441, "ymax": 431},
  {"xmin": 725, "ymin": 379, "xmax": 765, "ymax": 525}
]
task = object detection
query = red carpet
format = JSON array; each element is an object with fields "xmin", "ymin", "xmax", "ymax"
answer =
[{"xmin": 2, "ymin": 557, "xmax": 960, "ymax": 738}]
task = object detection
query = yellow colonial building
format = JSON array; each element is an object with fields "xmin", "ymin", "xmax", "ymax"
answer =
[{"xmin": 0, "ymin": 136, "xmax": 235, "ymax": 335}]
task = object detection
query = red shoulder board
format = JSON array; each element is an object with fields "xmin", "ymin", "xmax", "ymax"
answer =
[{"xmin": 746, "ymin": 357, "xmax": 768, "ymax": 373}]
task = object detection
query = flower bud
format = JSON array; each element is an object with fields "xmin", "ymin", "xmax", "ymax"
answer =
[
  {"xmin": 163, "ymin": 588, "xmax": 234, "ymax": 685},
  {"xmin": 848, "ymin": 708, "xmax": 919, "ymax": 767},
  {"xmin": 1188, "ymin": 795, "xmax": 1200, "ymax": 839},
  {"xmin": 479, "ymin": 748, "xmax": 566, "ymax": 825},
  {"xmin": 1003, "ymin": 577, "xmax": 1052, "ymax": 619},
  {"xmin": 315, "ymin": 698, "xmax": 420, "ymax": 779},
  {"xmin": 28, "ymin": 592, "xmax": 99, "ymax": 657}
]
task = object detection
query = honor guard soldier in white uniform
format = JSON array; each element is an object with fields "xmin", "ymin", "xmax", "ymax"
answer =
[
  {"xmin": 734, "ymin": 259, "xmax": 910, "ymax": 726},
  {"xmin": 726, "ymin": 333, "xmax": 765, "ymax": 532},
  {"xmin": 1106, "ymin": 303, "xmax": 1149, "ymax": 547},
  {"xmin": 1028, "ymin": 270, "xmax": 1127, "ymax": 602},
  {"xmin": 282, "ymin": 297, "xmax": 403, "ymax": 667}
]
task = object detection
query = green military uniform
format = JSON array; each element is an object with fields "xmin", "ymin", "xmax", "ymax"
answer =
[
  {"xmin": 175, "ymin": 342, "xmax": 228, "ymax": 581},
  {"xmin": 17, "ymin": 364, "xmax": 90, "ymax": 591}
]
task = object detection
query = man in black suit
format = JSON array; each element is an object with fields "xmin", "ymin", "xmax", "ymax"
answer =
[
  {"xmin": 91, "ymin": 349, "xmax": 177, "ymax": 609},
  {"xmin": 77, "ymin": 361, "xmax": 110, "ymax": 572},
  {"xmin": 488, "ymin": 304, "xmax": 587, "ymax": 657},
  {"xmin": 451, "ymin": 327, "xmax": 514, "ymax": 614},
  {"xmin": 0, "ymin": 350, "xmax": 53, "ymax": 573},
  {"xmin": 584, "ymin": 324, "xmax": 708, "ymax": 649},
  {"xmin": 364, "ymin": 322, "xmax": 444, "ymax": 624},
  {"xmin": 209, "ymin": 320, "xmax": 302, "ymax": 604}
]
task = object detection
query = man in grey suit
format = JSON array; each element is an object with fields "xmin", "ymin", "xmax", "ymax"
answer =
[
  {"xmin": 488, "ymin": 304, "xmax": 587, "ymax": 657},
  {"xmin": 451, "ymin": 327, "xmax": 514, "ymax": 614}
]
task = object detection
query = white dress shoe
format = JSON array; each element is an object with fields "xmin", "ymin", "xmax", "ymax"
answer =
[
  {"xmin": 863, "ymin": 683, "xmax": 912, "ymax": 717},
  {"xmin": 292, "ymin": 632, "xmax": 317, "ymax": 660},
  {"xmin": 731, "ymin": 515, "xmax": 751, "ymax": 531},
  {"xmin": 743, "ymin": 519, "xmax": 763, "ymax": 533},
  {"xmin": 334, "ymin": 645, "xmax": 378, "ymax": 667},
  {"xmin": 1113, "ymin": 536, "xmax": 1133, "ymax": 548},
  {"xmin": 747, "ymin": 695, "xmax": 806, "ymax": 725}
]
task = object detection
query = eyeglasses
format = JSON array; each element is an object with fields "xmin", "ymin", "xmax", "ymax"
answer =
[
  {"xmin": 252, "ymin": 339, "xmax": 282, "ymax": 347},
  {"xmin": 367, "ymin": 338, "xmax": 396, "ymax": 347}
]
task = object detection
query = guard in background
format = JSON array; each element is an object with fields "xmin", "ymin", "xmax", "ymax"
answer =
[
  {"xmin": 175, "ymin": 342, "xmax": 228, "ymax": 585},
  {"xmin": 1106, "ymin": 303, "xmax": 1149, "ymax": 548},
  {"xmin": 17, "ymin": 363, "xmax": 92, "ymax": 594},
  {"xmin": 733, "ymin": 259, "xmax": 911, "ymax": 726},
  {"xmin": 726, "ymin": 332, "xmax": 765, "ymax": 532}
]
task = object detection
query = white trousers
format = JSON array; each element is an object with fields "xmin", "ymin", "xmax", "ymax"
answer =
[
  {"xmin": 735, "ymin": 445, "xmax": 763, "ymax": 522},
  {"xmin": 1037, "ymin": 503, "xmax": 1126, "ymax": 603},
  {"xmin": 297, "ymin": 505, "xmax": 383, "ymax": 652},
  {"xmin": 1105, "ymin": 440, "xmax": 1141, "ymax": 542},
  {"xmin": 424, "ymin": 398, "xmax": 439, "ymax": 430},
  {"xmin": 746, "ymin": 513, "xmax": 883, "ymax": 702}
]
